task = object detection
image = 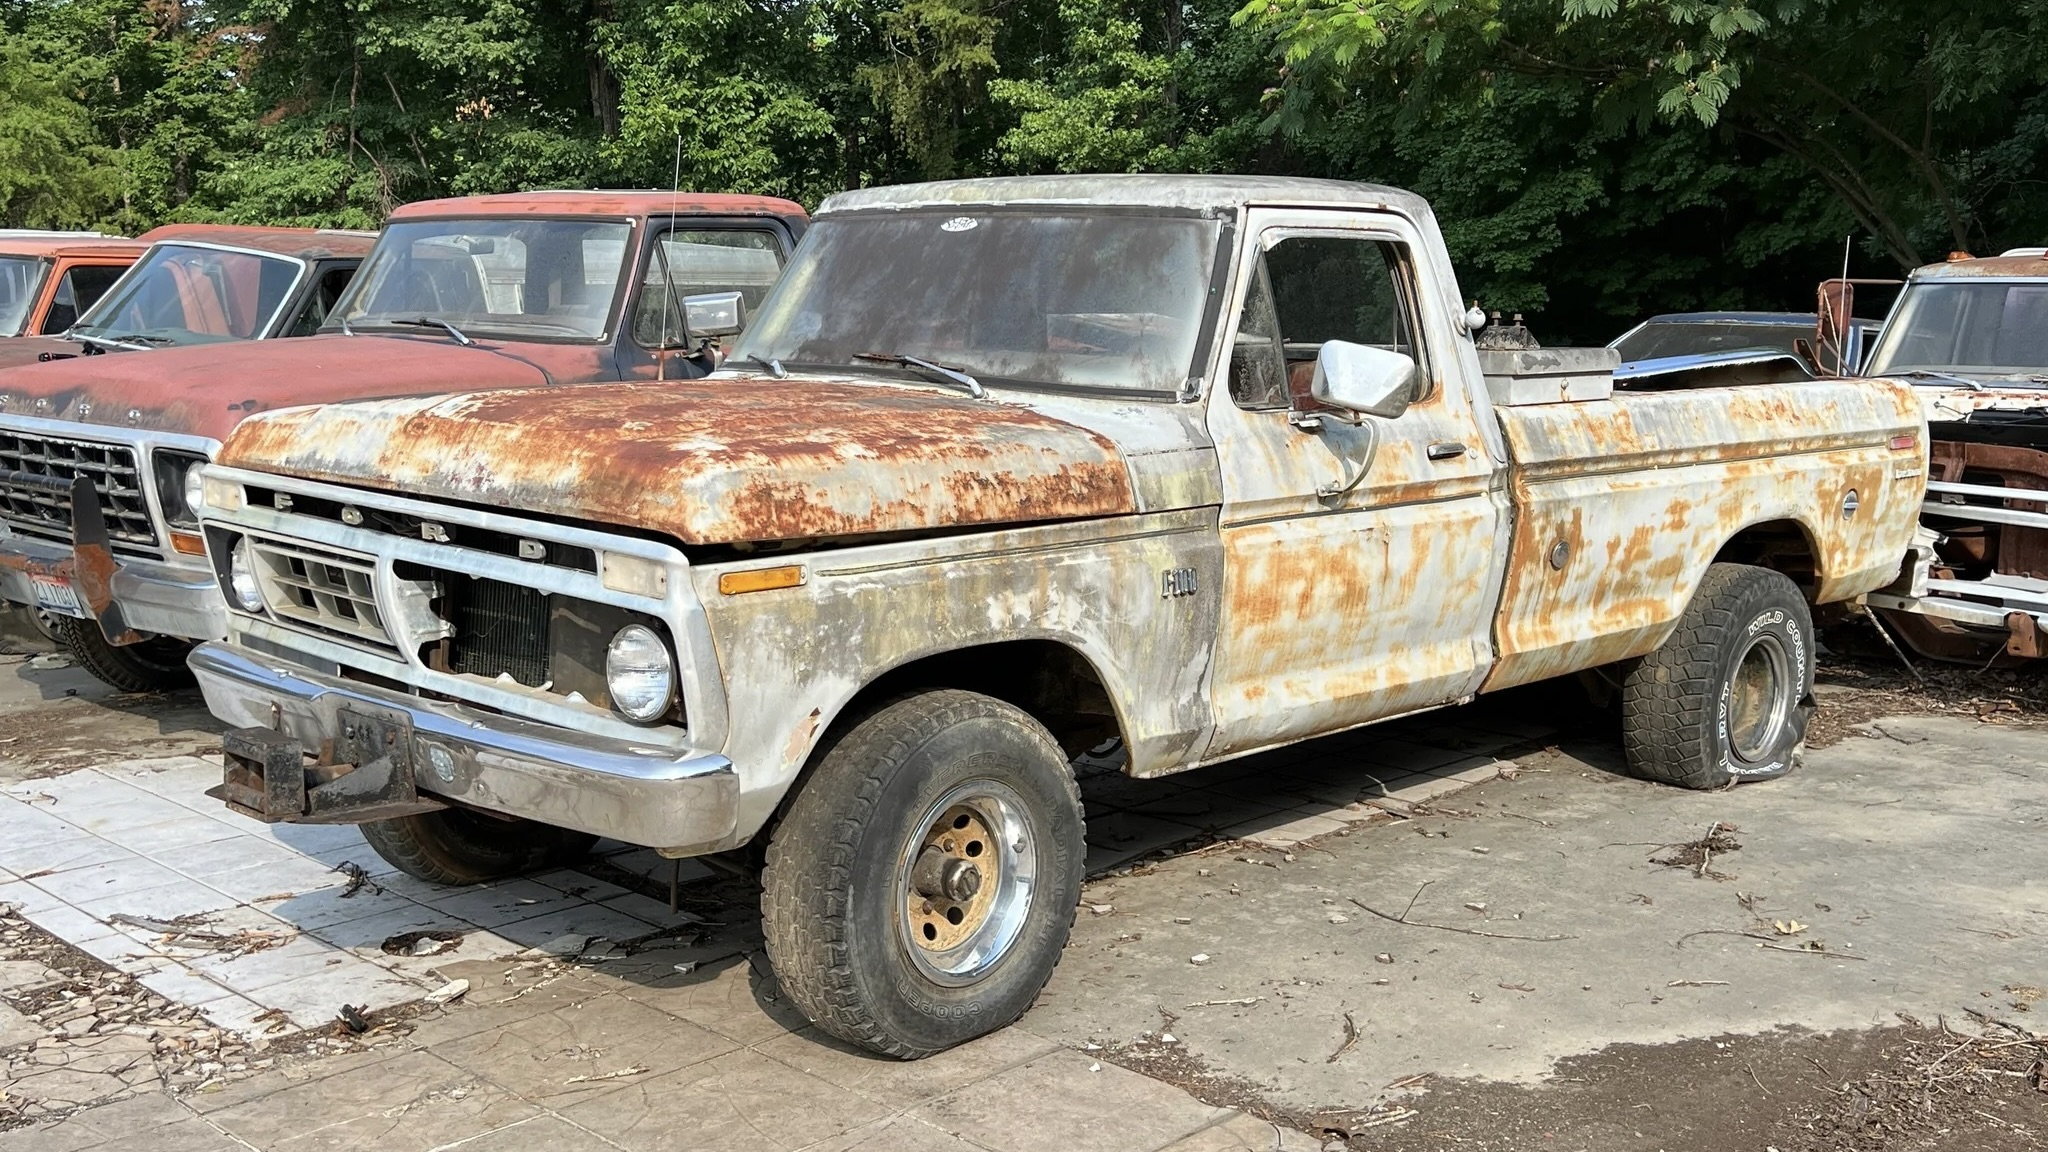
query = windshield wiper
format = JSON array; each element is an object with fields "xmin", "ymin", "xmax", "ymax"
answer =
[
  {"xmin": 71, "ymin": 332, "xmax": 172, "ymax": 352},
  {"xmin": 387, "ymin": 317, "xmax": 474, "ymax": 346},
  {"xmin": 727, "ymin": 354, "xmax": 787, "ymax": 379},
  {"xmin": 1895, "ymin": 369, "xmax": 1984, "ymax": 391},
  {"xmin": 851, "ymin": 351, "xmax": 986, "ymax": 400}
]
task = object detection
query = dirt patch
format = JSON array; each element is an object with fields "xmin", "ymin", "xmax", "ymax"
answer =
[
  {"xmin": 1809, "ymin": 653, "xmax": 2048, "ymax": 749},
  {"xmin": 1650, "ymin": 820, "xmax": 1743, "ymax": 879},
  {"xmin": 0, "ymin": 690, "xmax": 219, "ymax": 782},
  {"xmin": 1356, "ymin": 1024, "xmax": 2045, "ymax": 1152}
]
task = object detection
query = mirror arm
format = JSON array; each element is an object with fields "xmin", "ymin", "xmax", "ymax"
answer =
[
  {"xmin": 1317, "ymin": 460, "xmax": 1373, "ymax": 501},
  {"xmin": 1313, "ymin": 423, "xmax": 1379, "ymax": 501}
]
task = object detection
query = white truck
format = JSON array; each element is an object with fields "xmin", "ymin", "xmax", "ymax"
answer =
[{"xmin": 185, "ymin": 176, "xmax": 1926, "ymax": 1057}]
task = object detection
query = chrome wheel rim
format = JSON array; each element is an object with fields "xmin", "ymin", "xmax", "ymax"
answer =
[
  {"xmin": 896, "ymin": 779, "xmax": 1038, "ymax": 986},
  {"xmin": 1728, "ymin": 632, "xmax": 1792, "ymax": 762}
]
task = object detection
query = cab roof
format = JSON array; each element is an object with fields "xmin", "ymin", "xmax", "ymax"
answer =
[
  {"xmin": 1914, "ymin": 249, "xmax": 2048, "ymax": 281},
  {"xmin": 819, "ymin": 174, "xmax": 1435, "ymax": 220},
  {"xmin": 134, "ymin": 224, "xmax": 378, "ymax": 261},
  {"xmin": 0, "ymin": 234, "xmax": 149, "ymax": 260},
  {"xmin": 388, "ymin": 190, "xmax": 807, "ymax": 222}
]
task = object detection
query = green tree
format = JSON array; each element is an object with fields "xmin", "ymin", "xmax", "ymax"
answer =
[{"xmin": 0, "ymin": 38, "xmax": 115, "ymax": 228}]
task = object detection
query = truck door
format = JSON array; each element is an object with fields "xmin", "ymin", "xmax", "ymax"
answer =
[{"xmin": 1201, "ymin": 207, "xmax": 1507, "ymax": 760}]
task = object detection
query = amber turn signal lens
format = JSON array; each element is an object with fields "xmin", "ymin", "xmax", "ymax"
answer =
[
  {"xmin": 170, "ymin": 532, "xmax": 207, "ymax": 556},
  {"xmin": 718, "ymin": 565, "xmax": 806, "ymax": 596}
]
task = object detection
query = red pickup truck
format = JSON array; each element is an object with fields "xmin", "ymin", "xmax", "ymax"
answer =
[{"xmin": 0, "ymin": 191, "xmax": 805, "ymax": 690}]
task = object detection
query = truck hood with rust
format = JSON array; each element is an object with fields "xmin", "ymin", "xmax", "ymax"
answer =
[
  {"xmin": 214, "ymin": 373, "xmax": 1197, "ymax": 544},
  {"xmin": 0, "ymin": 332, "xmax": 569, "ymax": 443}
]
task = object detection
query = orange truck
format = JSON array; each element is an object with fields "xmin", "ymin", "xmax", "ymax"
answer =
[{"xmin": 0, "ymin": 231, "xmax": 148, "ymax": 340}]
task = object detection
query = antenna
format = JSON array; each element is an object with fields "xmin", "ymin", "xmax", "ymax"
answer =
[
  {"xmin": 1835, "ymin": 233, "xmax": 1852, "ymax": 376},
  {"xmin": 657, "ymin": 131, "xmax": 683, "ymax": 380}
]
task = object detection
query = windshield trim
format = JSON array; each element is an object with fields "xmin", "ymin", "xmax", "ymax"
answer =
[
  {"xmin": 738, "ymin": 207, "xmax": 1235, "ymax": 402},
  {"xmin": 0, "ymin": 255, "xmax": 52, "ymax": 337},
  {"xmin": 72, "ymin": 242, "xmax": 311, "ymax": 342},
  {"xmin": 322, "ymin": 215, "xmax": 642, "ymax": 345}
]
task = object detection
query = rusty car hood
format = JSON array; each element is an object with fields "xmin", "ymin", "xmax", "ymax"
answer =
[
  {"xmin": 0, "ymin": 333, "xmax": 576, "ymax": 442},
  {"xmin": 216, "ymin": 374, "xmax": 1162, "ymax": 544}
]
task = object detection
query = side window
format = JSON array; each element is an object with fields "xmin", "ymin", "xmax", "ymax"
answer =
[
  {"xmin": 633, "ymin": 229, "xmax": 785, "ymax": 348},
  {"xmin": 1226, "ymin": 262, "xmax": 1288, "ymax": 409},
  {"xmin": 1229, "ymin": 233, "xmax": 1422, "ymax": 411},
  {"xmin": 285, "ymin": 265, "xmax": 361, "ymax": 337},
  {"xmin": 40, "ymin": 265, "xmax": 127, "ymax": 334}
]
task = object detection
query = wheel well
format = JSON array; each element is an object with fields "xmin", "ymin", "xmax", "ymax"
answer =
[
  {"xmin": 1713, "ymin": 520, "xmax": 1821, "ymax": 598},
  {"xmin": 742, "ymin": 641, "xmax": 1124, "ymax": 862},
  {"xmin": 832, "ymin": 640, "xmax": 1123, "ymax": 759}
]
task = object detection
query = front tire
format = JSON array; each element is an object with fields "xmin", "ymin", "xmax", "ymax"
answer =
[
  {"xmin": 51, "ymin": 617, "xmax": 194, "ymax": 693},
  {"xmin": 1622, "ymin": 563, "xmax": 1814, "ymax": 790},
  {"xmin": 762, "ymin": 689, "xmax": 1086, "ymax": 1059},
  {"xmin": 360, "ymin": 810, "xmax": 597, "ymax": 886}
]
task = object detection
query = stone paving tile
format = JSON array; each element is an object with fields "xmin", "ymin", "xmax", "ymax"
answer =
[
  {"xmin": 1156, "ymin": 1114, "xmax": 1324, "ymax": 1152},
  {"xmin": 559, "ymin": 1047, "xmax": 891, "ymax": 1152},
  {"xmin": 907, "ymin": 1050, "xmax": 1229, "ymax": 1152},
  {"xmin": 1222, "ymin": 809, "xmax": 1353, "ymax": 849},
  {"xmin": 435, "ymin": 992, "xmax": 738, "ymax": 1105},
  {"xmin": 206, "ymin": 1049, "xmax": 472, "ymax": 1145},
  {"xmin": 269, "ymin": 1077, "xmax": 541, "ymax": 1152},
  {"xmin": 422, "ymin": 1115, "xmax": 615, "ymax": 1151},
  {"xmin": 1084, "ymin": 810, "xmax": 1208, "ymax": 873},
  {"xmin": 754, "ymin": 1022, "xmax": 1057, "ymax": 1107},
  {"xmin": 798, "ymin": 1113, "xmax": 1004, "ymax": 1152}
]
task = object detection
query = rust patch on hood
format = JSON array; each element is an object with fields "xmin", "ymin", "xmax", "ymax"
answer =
[{"xmin": 218, "ymin": 376, "xmax": 1140, "ymax": 544}]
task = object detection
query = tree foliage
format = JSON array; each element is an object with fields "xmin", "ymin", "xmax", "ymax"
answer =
[{"xmin": 3, "ymin": 0, "xmax": 2043, "ymax": 341}]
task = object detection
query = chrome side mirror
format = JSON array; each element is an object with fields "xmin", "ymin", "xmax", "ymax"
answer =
[
  {"xmin": 681, "ymin": 291, "xmax": 746, "ymax": 340},
  {"xmin": 1311, "ymin": 341, "xmax": 1417, "ymax": 420}
]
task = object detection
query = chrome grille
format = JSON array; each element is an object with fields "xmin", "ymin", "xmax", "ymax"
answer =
[
  {"xmin": 249, "ymin": 538, "xmax": 397, "ymax": 651},
  {"xmin": 0, "ymin": 432, "xmax": 155, "ymax": 550}
]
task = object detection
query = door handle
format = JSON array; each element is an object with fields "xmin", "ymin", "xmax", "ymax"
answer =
[{"xmin": 1426, "ymin": 441, "xmax": 1468, "ymax": 461}]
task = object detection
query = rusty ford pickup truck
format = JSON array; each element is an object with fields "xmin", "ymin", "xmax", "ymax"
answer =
[
  {"xmin": 0, "ymin": 190, "xmax": 803, "ymax": 691},
  {"xmin": 186, "ymin": 176, "xmax": 1927, "ymax": 1058}
]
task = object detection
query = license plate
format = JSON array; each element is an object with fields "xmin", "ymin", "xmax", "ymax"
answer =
[{"xmin": 30, "ymin": 577, "xmax": 85, "ymax": 619}]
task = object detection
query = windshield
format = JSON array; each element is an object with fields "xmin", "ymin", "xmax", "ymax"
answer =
[
  {"xmin": 1865, "ymin": 281, "xmax": 2048, "ymax": 379},
  {"xmin": 0, "ymin": 256, "xmax": 49, "ymax": 336},
  {"xmin": 731, "ymin": 211, "xmax": 1222, "ymax": 393},
  {"xmin": 333, "ymin": 218, "xmax": 633, "ymax": 341},
  {"xmin": 1611, "ymin": 319, "xmax": 1810, "ymax": 362},
  {"xmin": 73, "ymin": 244, "xmax": 302, "ymax": 345}
]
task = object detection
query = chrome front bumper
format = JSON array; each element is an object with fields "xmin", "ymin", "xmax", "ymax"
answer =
[
  {"xmin": 190, "ymin": 642, "xmax": 741, "ymax": 854},
  {"xmin": 0, "ymin": 530, "xmax": 226, "ymax": 643}
]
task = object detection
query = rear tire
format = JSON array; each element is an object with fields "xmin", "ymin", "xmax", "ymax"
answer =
[
  {"xmin": 762, "ymin": 689, "xmax": 1086, "ymax": 1059},
  {"xmin": 361, "ymin": 810, "xmax": 597, "ymax": 886},
  {"xmin": 1622, "ymin": 563, "xmax": 1814, "ymax": 790},
  {"xmin": 51, "ymin": 617, "xmax": 194, "ymax": 693}
]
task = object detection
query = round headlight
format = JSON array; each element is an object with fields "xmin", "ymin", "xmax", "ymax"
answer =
[
  {"xmin": 228, "ymin": 537, "xmax": 264, "ymax": 613},
  {"xmin": 182, "ymin": 464, "xmax": 206, "ymax": 517},
  {"xmin": 605, "ymin": 624, "xmax": 675, "ymax": 723}
]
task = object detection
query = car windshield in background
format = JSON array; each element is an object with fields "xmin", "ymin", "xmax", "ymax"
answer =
[
  {"xmin": 72, "ymin": 245, "xmax": 302, "ymax": 345},
  {"xmin": 1611, "ymin": 319, "xmax": 1810, "ymax": 362},
  {"xmin": 1864, "ymin": 282, "xmax": 2048, "ymax": 380},
  {"xmin": 0, "ymin": 256, "xmax": 48, "ymax": 336},
  {"xmin": 731, "ymin": 212, "xmax": 1220, "ymax": 394},
  {"xmin": 334, "ymin": 218, "xmax": 633, "ymax": 341}
]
